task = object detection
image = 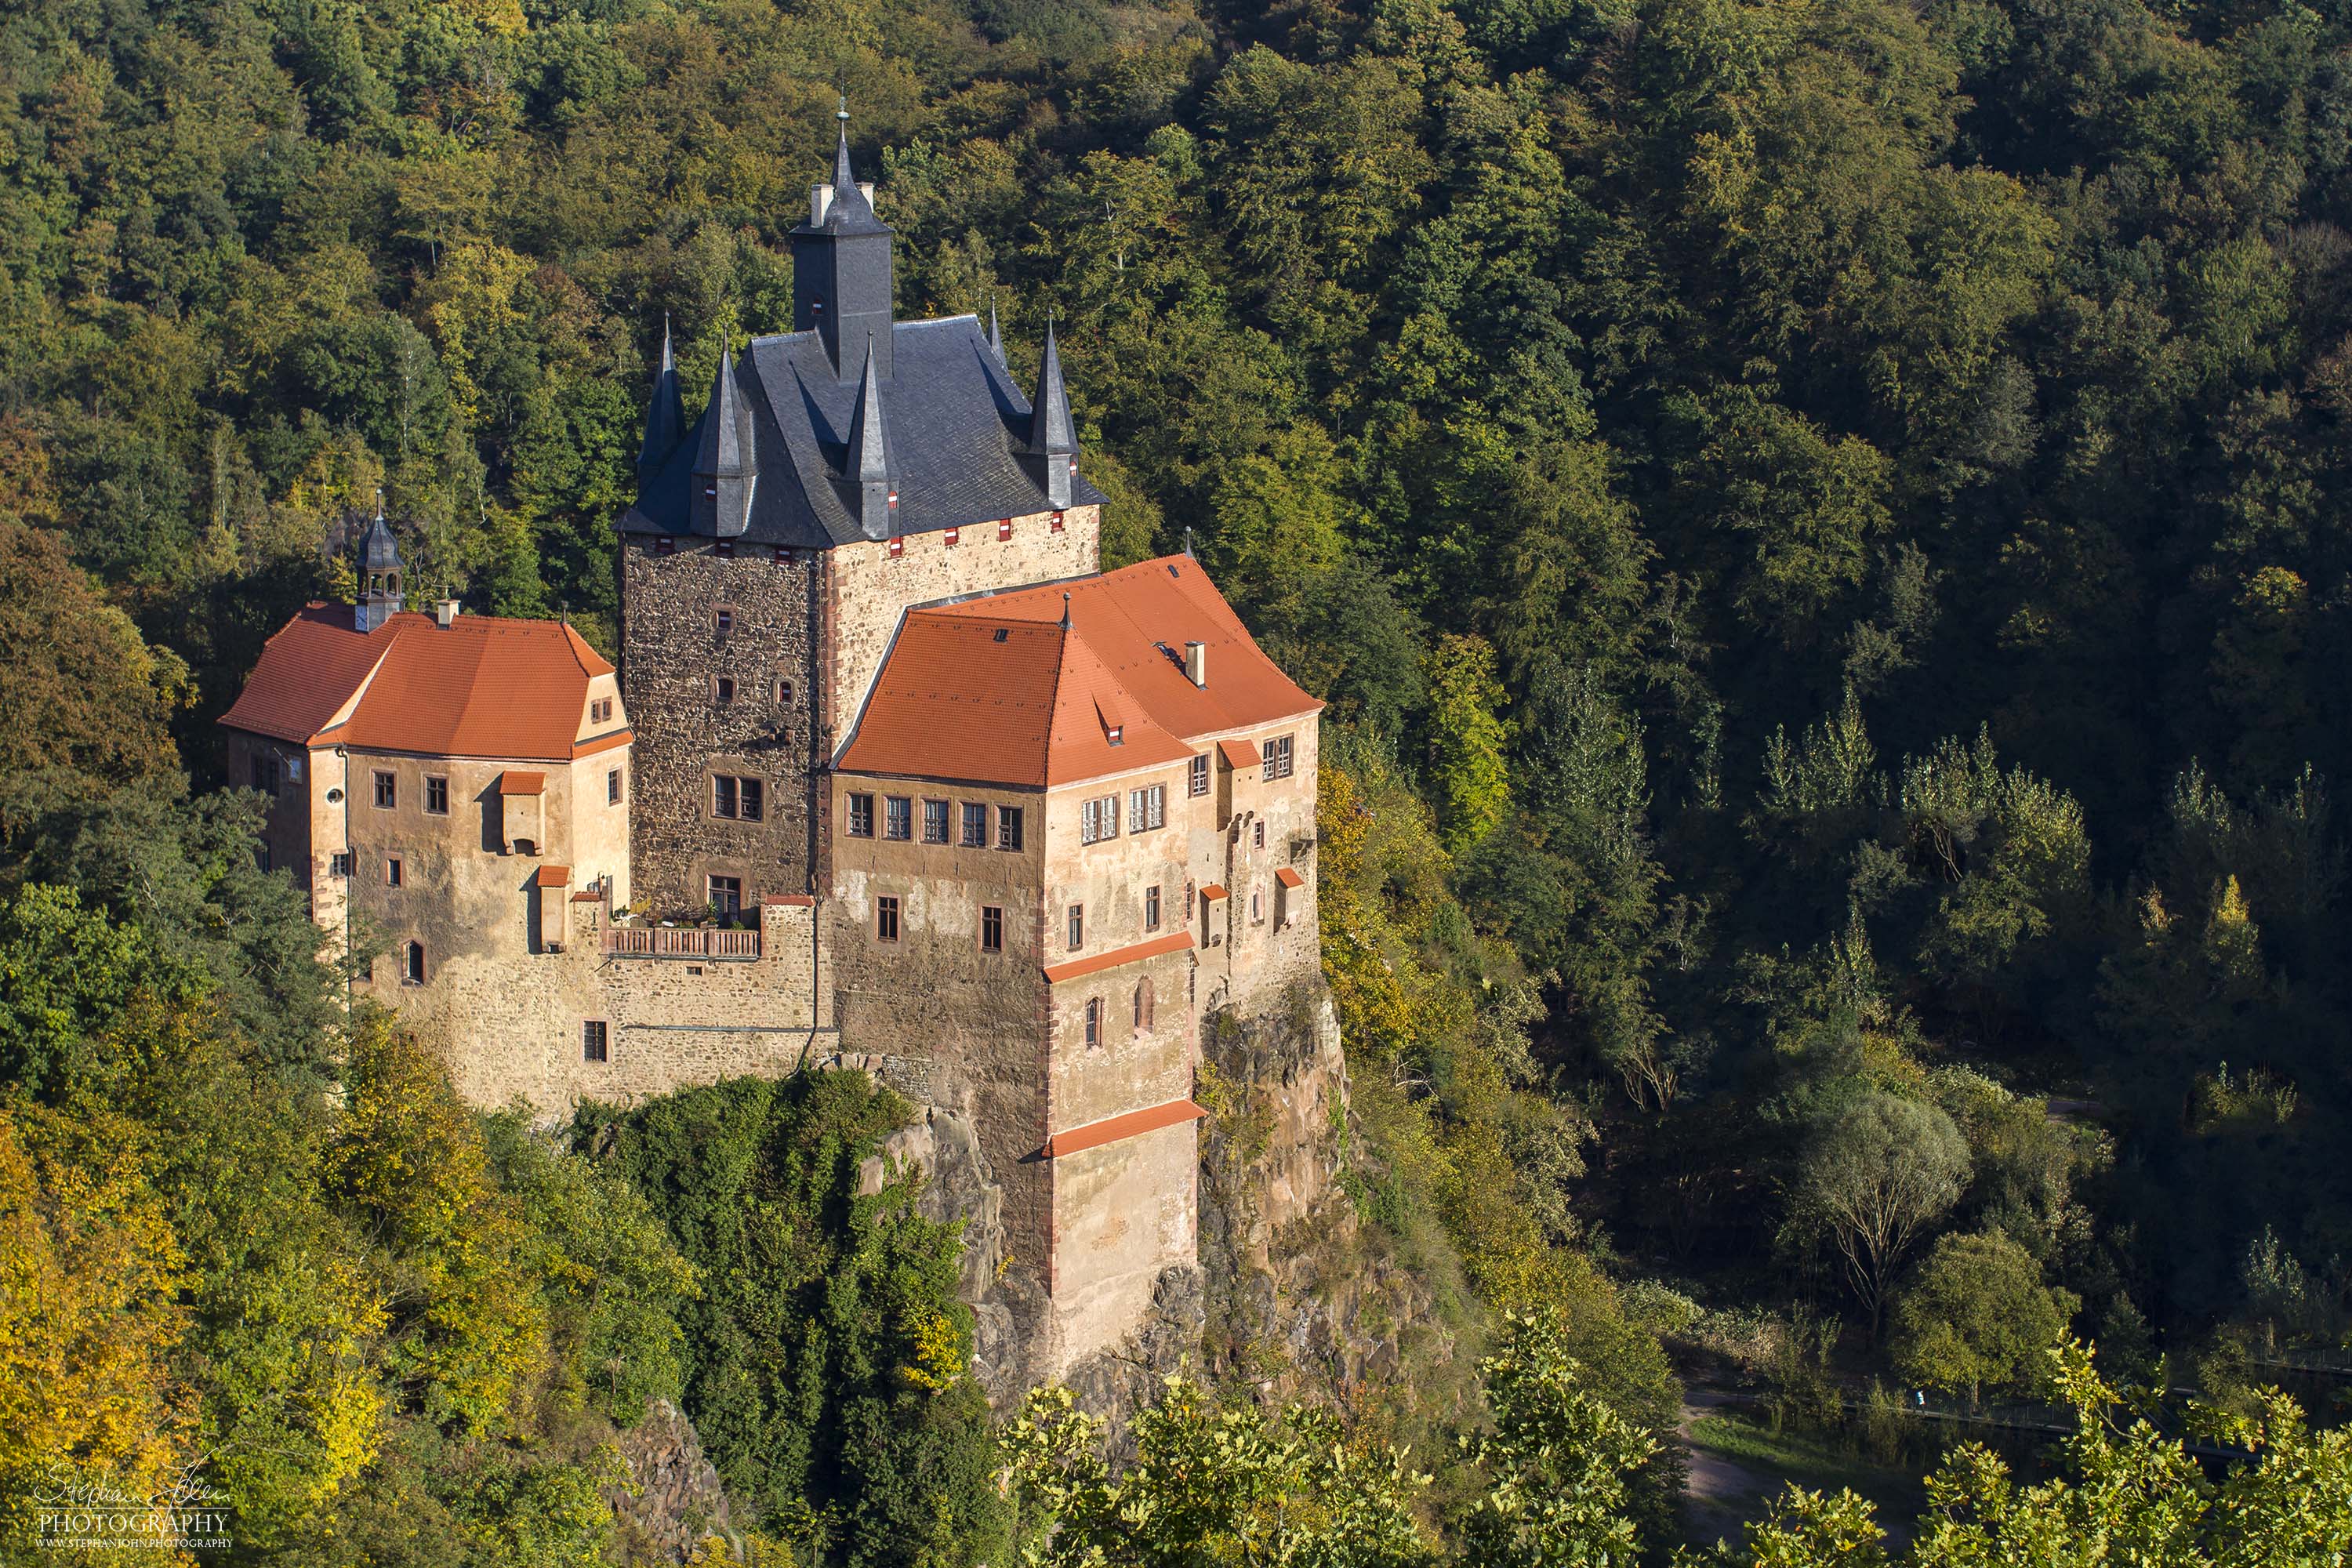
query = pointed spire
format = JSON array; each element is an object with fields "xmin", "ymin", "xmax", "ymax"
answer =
[
  {"xmin": 1025, "ymin": 314, "xmax": 1076, "ymax": 507},
  {"xmin": 841, "ymin": 336, "xmax": 890, "ymax": 485},
  {"xmin": 637, "ymin": 314, "xmax": 687, "ymax": 475},
  {"xmin": 691, "ymin": 343, "xmax": 758, "ymax": 536},
  {"xmin": 821, "ymin": 96, "xmax": 880, "ymax": 231},
  {"xmin": 1059, "ymin": 591, "xmax": 1072, "ymax": 632},
  {"xmin": 987, "ymin": 299, "xmax": 1006, "ymax": 368},
  {"xmin": 837, "ymin": 336, "xmax": 897, "ymax": 539}
]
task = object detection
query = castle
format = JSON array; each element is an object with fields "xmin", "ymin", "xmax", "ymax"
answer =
[{"xmin": 219, "ymin": 123, "xmax": 1327, "ymax": 1385}]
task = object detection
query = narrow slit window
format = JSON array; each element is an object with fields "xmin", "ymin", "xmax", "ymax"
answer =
[{"xmin": 981, "ymin": 905, "xmax": 1004, "ymax": 953}]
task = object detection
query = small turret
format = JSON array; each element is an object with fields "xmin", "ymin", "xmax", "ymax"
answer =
[
  {"xmin": 1025, "ymin": 317, "xmax": 1076, "ymax": 508},
  {"xmin": 837, "ymin": 336, "xmax": 898, "ymax": 539},
  {"xmin": 637, "ymin": 314, "xmax": 687, "ymax": 477},
  {"xmin": 691, "ymin": 345, "xmax": 759, "ymax": 538},
  {"xmin": 987, "ymin": 299, "xmax": 1007, "ymax": 369},
  {"xmin": 358, "ymin": 492, "xmax": 404, "ymax": 633}
]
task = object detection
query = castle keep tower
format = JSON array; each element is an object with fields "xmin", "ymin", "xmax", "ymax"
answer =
[{"xmin": 619, "ymin": 118, "xmax": 1105, "ymax": 919}]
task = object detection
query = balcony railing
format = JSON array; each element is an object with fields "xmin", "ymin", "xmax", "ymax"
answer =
[{"xmin": 602, "ymin": 924, "xmax": 761, "ymax": 960}]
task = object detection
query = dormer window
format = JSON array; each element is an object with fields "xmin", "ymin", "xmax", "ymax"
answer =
[{"xmin": 1106, "ymin": 724, "xmax": 1123, "ymax": 746}]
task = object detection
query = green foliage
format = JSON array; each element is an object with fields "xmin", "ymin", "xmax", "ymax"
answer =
[
  {"xmin": 1788, "ymin": 1091, "xmax": 1972, "ymax": 1336},
  {"xmin": 1888, "ymin": 1229, "xmax": 2078, "ymax": 1402},
  {"xmin": 579, "ymin": 1073, "xmax": 1006, "ymax": 1562}
]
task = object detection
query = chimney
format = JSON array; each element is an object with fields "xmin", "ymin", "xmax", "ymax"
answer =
[
  {"xmin": 810, "ymin": 184, "xmax": 833, "ymax": 226},
  {"xmin": 434, "ymin": 599, "xmax": 459, "ymax": 628},
  {"xmin": 1184, "ymin": 641, "xmax": 1207, "ymax": 688},
  {"xmin": 857, "ymin": 181, "xmax": 876, "ymax": 207}
]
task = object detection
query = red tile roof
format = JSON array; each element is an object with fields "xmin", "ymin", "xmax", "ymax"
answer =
[
  {"xmin": 1218, "ymin": 738, "xmax": 1260, "ymax": 770},
  {"xmin": 839, "ymin": 556, "xmax": 1319, "ymax": 788},
  {"xmin": 1200, "ymin": 883, "xmax": 1229, "ymax": 902},
  {"xmin": 1276, "ymin": 866, "xmax": 1305, "ymax": 889},
  {"xmin": 1040, "ymin": 930, "xmax": 1194, "ymax": 984},
  {"xmin": 220, "ymin": 604, "xmax": 620, "ymax": 762},
  {"xmin": 1043, "ymin": 1098, "xmax": 1207, "ymax": 1160},
  {"xmin": 501, "ymin": 770, "xmax": 546, "ymax": 795},
  {"xmin": 534, "ymin": 865, "xmax": 571, "ymax": 887}
]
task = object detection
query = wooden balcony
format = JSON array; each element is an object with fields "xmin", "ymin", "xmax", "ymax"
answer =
[{"xmin": 602, "ymin": 924, "xmax": 761, "ymax": 961}]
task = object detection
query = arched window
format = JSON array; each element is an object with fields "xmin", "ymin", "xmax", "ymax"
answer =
[
  {"xmin": 1134, "ymin": 977, "xmax": 1155, "ymax": 1035},
  {"xmin": 403, "ymin": 942, "xmax": 426, "ymax": 985}
]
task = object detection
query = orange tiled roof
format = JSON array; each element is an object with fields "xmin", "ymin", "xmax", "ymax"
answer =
[
  {"xmin": 534, "ymin": 865, "xmax": 571, "ymax": 887},
  {"xmin": 1218, "ymin": 738, "xmax": 1259, "ymax": 770},
  {"xmin": 500, "ymin": 771, "xmax": 546, "ymax": 795},
  {"xmin": 220, "ymin": 604, "xmax": 620, "ymax": 762},
  {"xmin": 1276, "ymin": 866, "xmax": 1305, "ymax": 889},
  {"xmin": 840, "ymin": 556, "xmax": 1319, "ymax": 788},
  {"xmin": 1043, "ymin": 1098, "xmax": 1208, "ymax": 1160}
]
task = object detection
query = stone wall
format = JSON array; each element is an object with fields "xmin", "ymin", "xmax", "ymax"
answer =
[{"xmin": 621, "ymin": 537, "xmax": 820, "ymax": 915}]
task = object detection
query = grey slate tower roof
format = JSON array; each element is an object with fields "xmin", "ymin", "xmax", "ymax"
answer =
[
  {"xmin": 987, "ymin": 299, "xmax": 1006, "ymax": 368},
  {"xmin": 620, "ymin": 122, "xmax": 1105, "ymax": 550},
  {"xmin": 837, "ymin": 336, "xmax": 898, "ymax": 539},
  {"xmin": 1025, "ymin": 318, "xmax": 1076, "ymax": 508},
  {"xmin": 361, "ymin": 499, "xmax": 402, "ymax": 573},
  {"xmin": 691, "ymin": 346, "xmax": 760, "ymax": 537},
  {"xmin": 637, "ymin": 317, "xmax": 687, "ymax": 476}
]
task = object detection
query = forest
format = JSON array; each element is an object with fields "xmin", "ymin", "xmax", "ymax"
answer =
[{"xmin": 8, "ymin": 0, "xmax": 2352, "ymax": 1558}]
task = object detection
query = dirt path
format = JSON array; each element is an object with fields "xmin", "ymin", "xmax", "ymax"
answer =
[{"xmin": 1678, "ymin": 1389, "xmax": 1779, "ymax": 1550}]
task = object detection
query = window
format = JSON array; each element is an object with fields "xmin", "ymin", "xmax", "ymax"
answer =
[
  {"xmin": 712, "ymin": 776, "xmax": 764, "ymax": 821},
  {"xmin": 1251, "ymin": 890, "xmax": 1265, "ymax": 924},
  {"xmin": 877, "ymin": 895, "xmax": 900, "ymax": 942},
  {"xmin": 887, "ymin": 536, "xmax": 904, "ymax": 557},
  {"xmin": 250, "ymin": 755, "xmax": 281, "ymax": 793},
  {"xmin": 1067, "ymin": 904, "xmax": 1084, "ymax": 949},
  {"xmin": 1080, "ymin": 795, "xmax": 1120, "ymax": 844},
  {"xmin": 1263, "ymin": 735, "xmax": 1295, "ymax": 781},
  {"xmin": 775, "ymin": 680, "xmax": 793, "ymax": 705},
  {"xmin": 960, "ymin": 803, "xmax": 988, "ymax": 848},
  {"xmin": 922, "ymin": 799, "xmax": 949, "ymax": 844},
  {"xmin": 848, "ymin": 793, "xmax": 875, "ymax": 837},
  {"xmin": 1083, "ymin": 996, "xmax": 1100, "ymax": 1049},
  {"xmin": 708, "ymin": 875, "xmax": 742, "ymax": 914},
  {"xmin": 590, "ymin": 697, "xmax": 613, "ymax": 724},
  {"xmin": 374, "ymin": 771, "xmax": 396, "ymax": 809},
  {"xmin": 1106, "ymin": 724, "xmax": 1123, "ymax": 746},
  {"xmin": 884, "ymin": 796, "xmax": 913, "ymax": 841},
  {"xmin": 655, "ymin": 536, "xmax": 676, "ymax": 556},
  {"xmin": 256, "ymin": 844, "xmax": 270, "ymax": 873},
  {"xmin": 1134, "ymin": 978, "xmax": 1155, "ymax": 1034},
  {"xmin": 1189, "ymin": 754, "xmax": 1210, "ymax": 797},
  {"xmin": 772, "ymin": 546, "xmax": 794, "ymax": 564},
  {"xmin": 608, "ymin": 769, "xmax": 622, "ymax": 805},
  {"xmin": 1128, "ymin": 783, "xmax": 1166, "ymax": 832},
  {"xmin": 997, "ymin": 518, "xmax": 1013, "ymax": 541},
  {"xmin": 996, "ymin": 805, "xmax": 1024, "ymax": 851},
  {"xmin": 583, "ymin": 1021, "xmax": 608, "ymax": 1063},
  {"xmin": 981, "ymin": 905, "xmax": 1004, "ymax": 953},
  {"xmin": 331, "ymin": 852, "xmax": 351, "ymax": 878},
  {"xmin": 715, "ymin": 677, "xmax": 735, "ymax": 705},
  {"xmin": 426, "ymin": 775, "xmax": 448, "ymax": 815},
  {"xmin": 1145, "ymin": 885, "xmax": 1161, "ymax": 932},
  {"xmin": 715, "ymin": 539, "xmax": 734, "ymax": 558},
  {"xmin": 1051, "ymin": 512, "xmax": 1066, "ymax": 532},
  {"xmin": 945, "ymin": 526, "xmax": 960, "ymax": 546},
  {"xmin": 403, "ymin": 942, "xmax": 426, "ymax": 985},
  {"xmin": 1254, "ymin": 820, "xmax": 1266, "ymax": 850},
  {"xmin": 385, "ymin": 854, "xmax": 403, "ymax": 888},
  {"xmin": 714, "ymin": 608, "xmax": 734, "ymax": 634}
]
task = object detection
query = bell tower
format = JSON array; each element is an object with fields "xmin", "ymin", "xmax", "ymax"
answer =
[{"xmin": 357, "ymin": 493, "xmax": 404, "ymax": 633}]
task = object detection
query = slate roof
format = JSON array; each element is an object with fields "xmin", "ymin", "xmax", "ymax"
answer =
[
  {"xmin": 620, "ymin": 314, "xmax": 1108, "ymax": 548},
  {"xmin": 837, "ymin": 555, "xmax": 1322, "ymax": 789},
  {"xmin": 220, "ymin": 604, "xmax": 622, "ymax": 762}
]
